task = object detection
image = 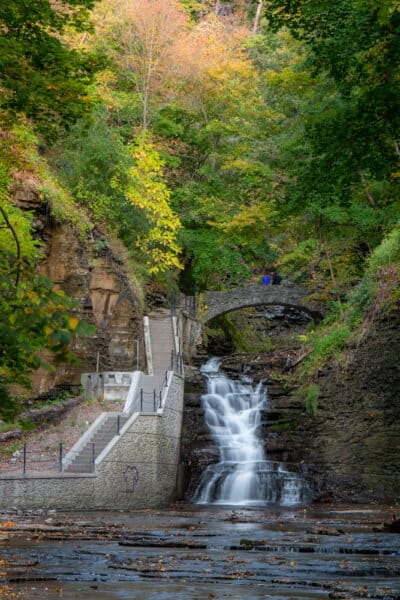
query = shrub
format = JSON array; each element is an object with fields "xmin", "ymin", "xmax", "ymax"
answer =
[{"xmin": 304, "ymin": 384, "xmax": 319, "ymax": 416}]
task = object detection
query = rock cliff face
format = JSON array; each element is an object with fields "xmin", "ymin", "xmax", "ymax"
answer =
[
  {"xmin": 11, "ymin": 172, "xmax": 144, "ymax": 397},
  {"xmin": 180, "ymin": 366, "xmax": 209, "ymax": 500},
  {"xmin": 289, "ymin": 313, "xmax": 400, "ymax": 504}
]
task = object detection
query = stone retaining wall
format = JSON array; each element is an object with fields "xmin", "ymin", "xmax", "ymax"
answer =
[{"xmin": 0, "ymin": 373, "xmax": 184, "ymax": 510}]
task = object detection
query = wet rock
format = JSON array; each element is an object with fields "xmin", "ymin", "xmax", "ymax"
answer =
[
  {"xmin": 383, "ymin": 516, "xmax": 400, "ymax": 533},
  {"xmin": 306, "ymin": 526, "xmax": 345, "ymax": 536},
  {"xmin": 289, "ymin": 313, "xmax": 400, "ymax": 504},
  {"xmin": 239, "ymin": 538, "xmax": 266, "ymax": 547}
]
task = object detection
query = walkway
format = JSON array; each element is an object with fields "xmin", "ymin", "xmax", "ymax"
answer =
[{"xmin": 148, "ymin": 308, "xmax": 175, "ymax": 374}]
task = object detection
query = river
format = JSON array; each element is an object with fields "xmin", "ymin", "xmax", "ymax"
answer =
[{"xmin": 1, "ymin": 504, "xmax": 399, "ymax": 599}]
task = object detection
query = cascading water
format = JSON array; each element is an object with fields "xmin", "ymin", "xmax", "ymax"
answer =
[{"xmin": 193, "ymin": 358, "xmax": 310, "ymax": 506}]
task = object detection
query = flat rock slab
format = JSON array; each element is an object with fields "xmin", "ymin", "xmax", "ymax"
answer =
[{"xmin": 1, "ymin": 504, "xmax": 400, "ymax": 600}]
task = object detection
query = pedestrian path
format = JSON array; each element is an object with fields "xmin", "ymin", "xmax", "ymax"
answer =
[{"xmin": 148, "ymin": 308, "xmax": 175, "ymax": 374}]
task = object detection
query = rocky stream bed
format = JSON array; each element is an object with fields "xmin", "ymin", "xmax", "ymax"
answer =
[{"xmin": 0, "ymin": 504, "xmax": 399, "ymax": 599}]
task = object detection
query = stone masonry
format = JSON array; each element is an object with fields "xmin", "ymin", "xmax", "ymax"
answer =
[{"xmin": 203, "ymin": 282, "xmax": 322, "ymax": 323}]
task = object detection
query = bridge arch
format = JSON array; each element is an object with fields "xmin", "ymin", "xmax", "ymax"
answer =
[{"xmin": 202, "ymin": 282, "xmax": 323, "ymax": 324}]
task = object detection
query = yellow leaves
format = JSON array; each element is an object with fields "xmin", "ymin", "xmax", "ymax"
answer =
[
  {"xmin": 219, "ymin": 201, "xmax": 277, "ymax": 242},
  {"xmin": 27, "ymin": 291, "xmax": 38, "ymax": 301},
  {"xmin": 44, "ymin": 325, "xmax": 53, "ymax": 336},
  {"xmin": 222, "ymin": 158, "xmax": 254, "ymax": 173},
  {"xmin": 122, "ymin": 141, "xmax": 182, "ymax": 274},
  {"xmin": 68, "ymin": 316, "xmax": 79, "ymax": 330}
]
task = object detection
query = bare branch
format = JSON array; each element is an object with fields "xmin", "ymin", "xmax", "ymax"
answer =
[{"xmin": 0, "ymin": 205, "xmax": 21, "ymax": 286}]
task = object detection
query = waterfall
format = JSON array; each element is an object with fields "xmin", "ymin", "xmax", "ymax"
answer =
[{"xmin": 193, "ymin": 358, "xmax": 309, "ymax": 506}]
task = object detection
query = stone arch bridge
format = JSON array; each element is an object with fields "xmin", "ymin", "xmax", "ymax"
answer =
[{"xmin": 202, "ymin": 281, "xmax": 323, "ymax": 323}]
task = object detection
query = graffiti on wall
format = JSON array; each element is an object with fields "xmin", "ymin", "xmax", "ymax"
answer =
[{"xmin": 124, "ymin": 465, "xmax": 139, "ymax": 493}]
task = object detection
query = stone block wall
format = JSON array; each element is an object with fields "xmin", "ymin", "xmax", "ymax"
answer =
[
  {"xmin": 203, "ymin": 282, "xmax": 322, "ymax": 323},
  {"xmin": 0, "ymin": 373, "xmax": 184, "ymax": 510}
]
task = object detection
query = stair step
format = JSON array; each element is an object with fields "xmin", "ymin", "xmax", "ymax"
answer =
[{"xmin": 64, "ymin": 313, "xmax": 176, "ymax": 473}]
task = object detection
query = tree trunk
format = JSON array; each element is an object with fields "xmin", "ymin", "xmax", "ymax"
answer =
[{"xmin": 252, "ymin": 0, "xmax": 263, "ymax": 34}]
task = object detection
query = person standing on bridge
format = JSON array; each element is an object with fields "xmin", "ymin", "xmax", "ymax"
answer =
[
  {"xmin": 261, "ymin": 274, "xmax": 271, "ymax": 285},
  {"xmin": 272, "ymin": 271, "xmax": 282, "ymax": 285}
]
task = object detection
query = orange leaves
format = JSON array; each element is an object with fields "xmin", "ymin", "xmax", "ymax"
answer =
[
  {"xmin": 171, "ymin": 14, "xmax": 255, "ymax": 109},
  {"xmin": 0, "ymin": 584, "xmax": 20, "ymax": 598}
]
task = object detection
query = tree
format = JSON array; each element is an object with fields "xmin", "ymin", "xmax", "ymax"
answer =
[
  {"xmin": 252, "ymin": 0, "xmax": 264, "ymax": 34},
  {"xmin": 0, "ymin": 0, "xmax": 100, "ymax": 140},
  {"xmin": 250, "ymin": 0, "xmax": 400, "ymax": 293},
  {"xmin": 58, "ymin": 108, "xmax": 149, "ymax": 245},
  {"xmin": 99, "ymin": 0, "xmax": 189, "ymax": 130},
  {"xmin": 266, "ymin": 0, "xmax": 400, "ymax": 192},
  {"xmin": 114, "ymin": 140, "xmax": 183, "ymax": 274}
]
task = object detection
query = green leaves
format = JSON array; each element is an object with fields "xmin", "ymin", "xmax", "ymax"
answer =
[
  {"xmin": 181, "ymin": 227, "xmax": 251, "ymax": 289},
  {"xmin": 59, "ymin": 109, "xmax": 148, "ymax": 242},
  {"xmin": 0, "ymin": 0, "xmax": 100, "ymax": 140},
  {"xmin": 0, "ymin": 251, "xmax": 96, "ymax": 417},
  {"xmin": 0, "ymin": 174, "xmax": 95, "ymax": 419}
]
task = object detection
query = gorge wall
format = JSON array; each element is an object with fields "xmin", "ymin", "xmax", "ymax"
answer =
[
  {"xmin": 12, "ymin": 172, "xmax": 144, "ymax": 397},
  {"xmin": 290, "ymin": 313, "xmax": 400, "ymax": 504}
]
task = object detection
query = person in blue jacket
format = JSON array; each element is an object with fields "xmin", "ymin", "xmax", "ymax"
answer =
[{"xmin": 261, "ymin": 274, "xmax": 271, "ymax": 285}]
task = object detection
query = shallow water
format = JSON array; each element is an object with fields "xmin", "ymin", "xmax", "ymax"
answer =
[{"xmin": 2, "ymin": 504, "xmax": 400, "ymax": 599}]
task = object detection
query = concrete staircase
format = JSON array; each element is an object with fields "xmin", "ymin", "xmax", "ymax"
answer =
[
  {"xmin": 64, "ymin": 413, "xmax": 129, "ymax": 473},
  {"xmin": 149, "ymin": 308, "xmax": 175, "ymax": 373},
  {"xmin": 63, "ymin": 309, "xmax": 178, "ymax": 474}
]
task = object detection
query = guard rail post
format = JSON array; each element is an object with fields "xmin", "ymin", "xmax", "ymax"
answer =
[
  {"xmin": 23, "ymin": 443, "xmax": 27, "ymax": 475},
  {"xmin": 91, "ymin": 443, "xmax": 96, "ymax": 473},
  {"xmin": 59, "ymin": 443, "xmax": 63, "ymax": 473},
  {"xmin": 136, "ymin": 338, "xmax": 140, "ymax": 371},
  {"xmin": 171, "ymin": 293, "xmax": 176, "ymax": 316}
]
